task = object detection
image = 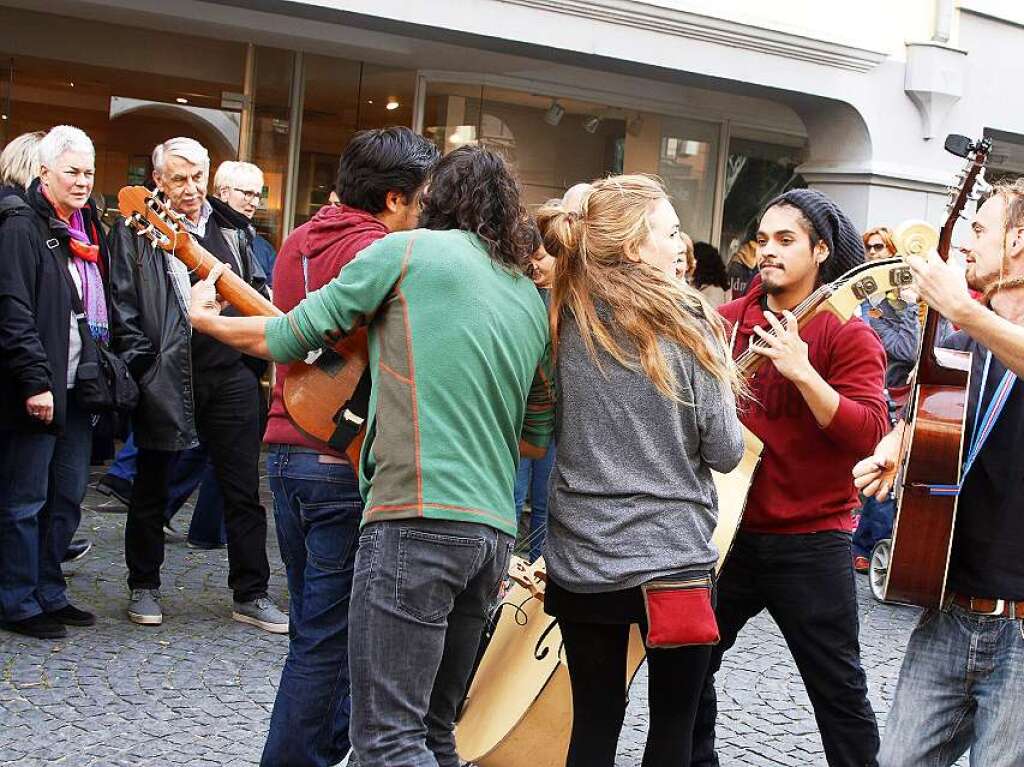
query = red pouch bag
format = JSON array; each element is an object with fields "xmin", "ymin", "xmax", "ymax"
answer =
[{"xmin": 641, "ymin": 575, "xmax": 719, "ymax": 649}]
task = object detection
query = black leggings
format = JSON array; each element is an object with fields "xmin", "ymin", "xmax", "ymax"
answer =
[{"xmin": 559, "ymin": 620, "xmax": 713, "ymax": 767}]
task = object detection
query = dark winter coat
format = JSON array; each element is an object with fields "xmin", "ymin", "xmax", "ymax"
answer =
[{"xmin": 0, "ymin": 179, "xmax": 110, "ymax": 434}]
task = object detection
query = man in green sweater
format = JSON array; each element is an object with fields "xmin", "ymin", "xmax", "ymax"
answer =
[{"xmin": 189, "ymin": 146, "xmax": 554, "ymax": 766}]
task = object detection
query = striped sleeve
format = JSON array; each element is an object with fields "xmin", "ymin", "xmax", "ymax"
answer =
[{"xmin": 521, "ymin": 341, "xmax": 556, "ymax": 448}]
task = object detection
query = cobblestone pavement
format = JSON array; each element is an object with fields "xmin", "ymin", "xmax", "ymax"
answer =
[{"xmin": 0, "ymin": 466, "xmax": 961, "ymax": 766}]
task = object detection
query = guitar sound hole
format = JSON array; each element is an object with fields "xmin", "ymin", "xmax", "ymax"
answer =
[{"xmin": 317, "ymin": 349, "xmax": 346, "ymax": 377}]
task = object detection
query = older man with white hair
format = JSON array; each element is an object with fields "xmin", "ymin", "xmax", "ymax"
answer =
[
  {"xmin": 108, "ymin": 137, "xmax": 286, "ymax": 632},
  {"xmin": 213, "ymin": 160, "xmax": 277, "ymax": 286}
]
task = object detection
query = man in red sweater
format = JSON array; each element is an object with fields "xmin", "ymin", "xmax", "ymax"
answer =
[
  {"xmin": 260, "ymin": 127, "xmax": 439, "ymax": 767},
  {"xmin": 691, "ymin": 189, "xmax": 888, "ymax": 767}
]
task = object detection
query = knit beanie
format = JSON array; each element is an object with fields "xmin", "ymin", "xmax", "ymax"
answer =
[{"xmin": 765, "ymin": 189, "xmax": 865, "ymax": 283}]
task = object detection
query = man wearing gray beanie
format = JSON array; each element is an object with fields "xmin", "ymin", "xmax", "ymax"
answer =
[{"xmin": 692, "ymin": 189, "xmax": 887, "ymax": 766}]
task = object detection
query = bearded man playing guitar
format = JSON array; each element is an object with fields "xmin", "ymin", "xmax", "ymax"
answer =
[
  {"xmin": 691, "ymin": 189, "xmax": 888, "ymax": 767},
  {"xmin": 854, "ymin": 179, "xmax": 1024, "ymax": 767}
]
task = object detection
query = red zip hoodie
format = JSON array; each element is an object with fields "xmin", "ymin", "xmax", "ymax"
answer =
[
  {"xmin": 719, "ymin": 280, "xmax": 888, "ymax": 533},
  {"xmin": 263, "ymin": 204, "xmax": 389, "ymax": 454}
]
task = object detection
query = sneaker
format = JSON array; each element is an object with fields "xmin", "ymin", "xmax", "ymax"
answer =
[
  {"xmin": 163, "ymin": 521, "xmax": 185, "ymax": 543},
  {"xmin": 853, "ymin": 555, "xmax": 871, "ymax": 574},
  {"xmin": 232, "ymin": 596, "xmax": 288, "ymax": 634},
  {"xmin": 95, "ymin": 473, "xmax": 132, "ymax": 507},
  {"xmin": 127, "ymin": 589, "xmax": 163, "ymax": 626},
  {"xmin": 1, "ymin": 613, "xmax": 68, "ymax": 639},
  {"xmin": 47, "ymin": 604, "xmax": 96, "ymax": 626},
  {"xmin": 62, "ymin": 538, "xmax": 92, "ymax": 564}
]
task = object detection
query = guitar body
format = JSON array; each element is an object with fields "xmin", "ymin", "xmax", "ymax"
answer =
[
  {"xmin": 282, "ymin": 330, "xmax": 370, "ymax": 468},
  {"xmin": 885, "ymin": 358, "xmax": 971, "ymax": 607}
]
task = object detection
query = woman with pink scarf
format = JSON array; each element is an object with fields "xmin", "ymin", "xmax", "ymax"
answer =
[{"xmin": 0, "ymin": 125, "xmax": 109, "ymax": 640}]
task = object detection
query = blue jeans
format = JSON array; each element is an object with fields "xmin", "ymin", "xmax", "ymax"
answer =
[
  {"xmin": 262, "ymin": 446, "xmax": 363, "ymax": 767},
  {"xmin": 879, "ymin": 605, "xmax": 1024, "ymax": 766},
  {"xmin": 852, "ymin": 495, "xmax": 895, "ymax": 558},
  {"xmin": 106, "ymin": 430, "xmax": 137, "ymax": 481},
  {"xmin": 513, "ymin": 440, "xmax": 555, "ymax": 561},
  {"xmin": 349, "ymin": 518, "xmax": 513, "ymax": 767},
  {"xmin": 0, "ymin": 398, "xmax": 92, "ymax": 621}
]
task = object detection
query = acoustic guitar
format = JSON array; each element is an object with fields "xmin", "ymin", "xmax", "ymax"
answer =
[
  {"xmin": 454, "ymin": 255, "xmax": 920, "ymax": 767},
  {"xmin": 883, "ymin": 135, "xmax": 993, "ymax": 608},
  {"xmin": 117, "ymin": 186, "xmax": 369, "ymax": 467}
]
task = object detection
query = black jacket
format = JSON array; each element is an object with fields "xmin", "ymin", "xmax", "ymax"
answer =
[
  {"xmin": 108, "ymin": 195, "xmax": 268, "ymax": 451},
  {"xmin": 0, "ymin": 180, "xmax": 110, "ymax": 434}
]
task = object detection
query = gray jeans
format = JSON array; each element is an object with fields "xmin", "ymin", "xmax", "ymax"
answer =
[{"xmin": 348, "ymin": 518, "xmax": 513, "ymax": 767}]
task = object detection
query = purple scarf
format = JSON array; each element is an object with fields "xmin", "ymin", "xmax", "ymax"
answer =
[{"xmin": 67, "ymin": 209, "xmax": 110, "ymax": 344}]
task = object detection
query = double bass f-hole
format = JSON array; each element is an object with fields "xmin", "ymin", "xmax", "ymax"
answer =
[{"xmin": 534, "ymin": 619, "xmax": 565, "ymax": 662}]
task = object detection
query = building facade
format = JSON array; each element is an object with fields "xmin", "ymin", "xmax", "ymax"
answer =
[{"xmin": 3, "ymin": 0, "xmax": 1023, "ymax": 256}]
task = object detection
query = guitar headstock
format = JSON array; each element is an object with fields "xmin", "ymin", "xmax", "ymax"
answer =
[
  {"xmin": 117, "ymin": 186, "xmax": 188, "ymax": 253},
  {"xmin": 940, "ymin": 135, "xmax": 993, "ymax": 260},
  {"xmin": 820, "ymin": 258, "xmax": 916, "ymax": 321}
]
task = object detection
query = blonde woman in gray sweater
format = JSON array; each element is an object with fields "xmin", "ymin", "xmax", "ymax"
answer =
[{"xmin": 542, "ymin": 175, "xmax": 744, "ymax": 767}]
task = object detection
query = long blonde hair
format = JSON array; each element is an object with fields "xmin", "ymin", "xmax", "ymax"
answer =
[{"xmin": 545, "ymin": 174, "xmax": 742, "ymax": 400}]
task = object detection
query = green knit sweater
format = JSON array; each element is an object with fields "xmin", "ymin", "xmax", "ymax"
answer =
[{"xmin": 266, "ymin": 229, "xmax": 554, "ymax": 536}]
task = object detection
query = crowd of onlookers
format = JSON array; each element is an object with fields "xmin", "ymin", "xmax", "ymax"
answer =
[{"xmin": 0, "ymin": 121, "xmax": 917, "ymax": 766}]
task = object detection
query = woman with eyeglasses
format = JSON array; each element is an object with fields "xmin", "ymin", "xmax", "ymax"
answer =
[
  {"xmin": 851, "ymin": 226, "xmax": 920, "ymax": 574},
  {"xmin": 214, "ymin": 161, "xmax": 277, "ymax": 287}
]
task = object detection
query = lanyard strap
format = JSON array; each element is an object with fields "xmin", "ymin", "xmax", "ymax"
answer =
[{"xmin": 927, "ymin": 351, "xmax": 1016, "ymax": 496}]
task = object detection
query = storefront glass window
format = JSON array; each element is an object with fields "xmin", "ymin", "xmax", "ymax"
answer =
[
  {"xmin": 423, "ymin": 83, "xmax": 628, "ymax": 206},
  {"xmin": 293, "ymin": 58, "xmax": 415, "ymax": 229},
  {"xmin": 1, "ymin": 7, "xmax": 245, "ymax": 226},
  {"xmin": 719, "ymin": 134, "xmax": 806, "ymax": 261},
  {"xmin": 422, "ymin": 81, "xmax": 722, "ymax": 240},
  {"xmin": 250, "ymin": 46, "xmax": 294, "ymax": 248}
]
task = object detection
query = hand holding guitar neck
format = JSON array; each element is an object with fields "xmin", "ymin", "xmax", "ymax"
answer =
[{"xmin": 189, "ymin": 261, "xmax": 230, "ymax": 332}]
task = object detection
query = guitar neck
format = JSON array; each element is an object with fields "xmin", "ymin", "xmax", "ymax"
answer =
[{"xmin": 172, "ymin": 235, "xmax": 282, "ymax": 319}]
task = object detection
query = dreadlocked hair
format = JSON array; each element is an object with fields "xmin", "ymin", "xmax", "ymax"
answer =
[
  {"xmin": 419, "ymin": 145, "xmax": 534, "ymax": 273},
  {"xmin": 546, "ymin": 174, "xmax": 743, "ymax": 401}
]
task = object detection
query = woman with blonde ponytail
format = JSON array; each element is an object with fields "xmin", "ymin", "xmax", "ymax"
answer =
[{"xmin": 541, "ymin": 175, "xmax": 745, "ymax": 767}]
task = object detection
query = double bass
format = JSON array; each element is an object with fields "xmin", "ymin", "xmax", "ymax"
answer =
[
  {"xmin": 117, "ymin": 186, "xmax": 369, "ymax": 467},
  {"xmin": 455, "ymin": 254, "xmax": 923, "ymax": 766},
  {"xmin": 883, "ymin": 135, "xmax": 993, "ymax": 608}
]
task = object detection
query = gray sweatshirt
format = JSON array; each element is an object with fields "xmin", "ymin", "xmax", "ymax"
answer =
[{"xmin": 544, "ymin": 315, "xmax": 745, "ymax": 593}]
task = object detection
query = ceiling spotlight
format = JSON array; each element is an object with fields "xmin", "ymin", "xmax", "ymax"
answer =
[
  {"xmin": 1, "ymin": 114, "xmax": 7, "ymax": 121},
  {"xmin": 543, "ymin": 99, "xmax": 565, "ymax": 127},
  {"xmin": 386, "ymin": 100, "xmax": 400, "ymax": 111},
  {"xmin": 68, "ymin": 81, "xmax": 75, "ymax": 88},
  {"xmin": 176, "ymin": 97, "xmax": 189, "ymax": 104},
  {"xmin": 582, "ymin": 115, "xmax": 601, "ymax": 134},
  {"xmin": 367, "ymin": 99, "xmax": 373, "ymax": 104}
]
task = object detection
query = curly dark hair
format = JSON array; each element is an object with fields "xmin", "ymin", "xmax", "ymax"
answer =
[
  {"xmin": 418, "ymin": 146, "xmax": 534, "ymax": 273},
  {"xmin": 692, "ymin": 241, "xmax": 729, "ymax": 290}
]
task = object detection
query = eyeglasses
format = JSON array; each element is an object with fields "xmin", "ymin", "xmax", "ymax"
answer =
[
  {"xmin": 232, "ymin": 188, "xmax": 263, "ymax": 203},
  {"xmin": 866, "ymin": 243, "xmax": 889, "ymax": 253}
]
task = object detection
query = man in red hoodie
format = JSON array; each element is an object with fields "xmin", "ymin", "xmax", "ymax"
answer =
[
  {"xmin": 691, "ymin": 189, "xmax": 888, "ymax": 767},
  {"xmin": 260, "ymin": 127, "xmax": 439, "ymax": 767}
]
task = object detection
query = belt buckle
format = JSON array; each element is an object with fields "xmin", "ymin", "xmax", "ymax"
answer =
[{"xmin": 969, "ymin": 596, "xmax": 1006, "ymax": 616}]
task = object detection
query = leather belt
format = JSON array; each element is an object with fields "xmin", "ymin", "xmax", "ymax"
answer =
[{"xmin": 947, "ymin": 591, "xmax": 1022, "ymax": 619}]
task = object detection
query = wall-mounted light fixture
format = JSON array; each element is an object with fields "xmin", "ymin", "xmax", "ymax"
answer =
[{"xmin": 544, "ymin": 99, "xmax": 565, "ymax": 127}]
